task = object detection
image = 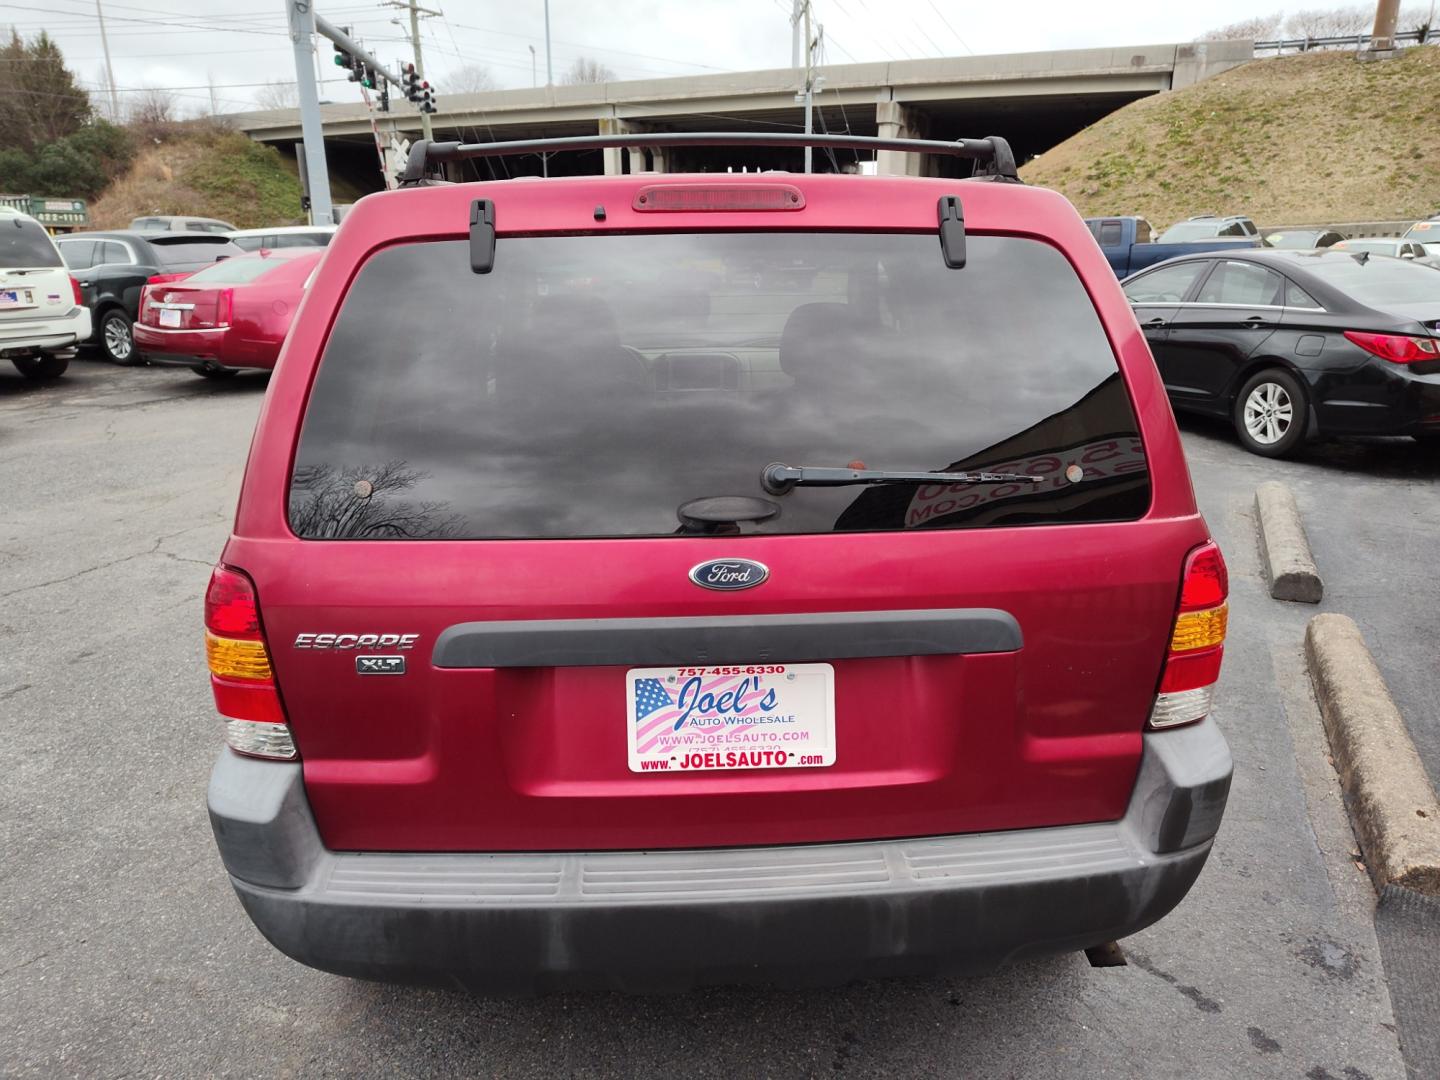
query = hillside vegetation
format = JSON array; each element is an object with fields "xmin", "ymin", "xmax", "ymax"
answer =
[
  {"xmin": 1021, "ymin": 47, "xmax": 1440, "ymax": 228},
  {"xmin": 91, "ymin": 127, "xmax": 314, "ymax": 230}
]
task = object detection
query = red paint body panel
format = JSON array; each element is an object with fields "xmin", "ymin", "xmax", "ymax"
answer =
[
  {"xmin": 220, "ymin": 173, "xmax": 1212, "ymax": 853},
  {"xmin": 136, "ymin": 249, "xmax": 321, "ymax": 370}
]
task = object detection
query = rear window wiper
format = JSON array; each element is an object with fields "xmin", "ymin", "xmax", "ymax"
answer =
[{"xmin": 762, "ymin": 462, "xmax": 1043, "ymax": 495}]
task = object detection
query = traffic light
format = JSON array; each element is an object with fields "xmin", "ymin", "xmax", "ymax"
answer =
[
  {"xmin": 332, "ymin": 27, "xmax": 354, "ymax": 72},
  {"xmin": 418, "ymin": 80, "xmax": 436, "ymax": 114},
  {"xmin": 359, "ymin": 64, "xmax": 377, "ymax": 90},
  {"xmin": 401, "ymin": 63, "xmax": 420, "ymax": 102}
]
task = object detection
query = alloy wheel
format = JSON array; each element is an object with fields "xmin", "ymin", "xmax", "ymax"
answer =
[
  {"xmin": 104, "ymin": 315, "xmax": 133, "ymax": 362},
  {"xmin": 1242, "ymin": 382, "xmax": 1293, "ymax": 446}
]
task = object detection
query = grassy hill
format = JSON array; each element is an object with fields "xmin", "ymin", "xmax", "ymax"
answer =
[
  {"xmin": 90, "ymin": 125, "xmax": 365, "ymax": 230},
  {"xmin": 1020, "ymin": 46, "xmax": 1440, "ymax": 228}
]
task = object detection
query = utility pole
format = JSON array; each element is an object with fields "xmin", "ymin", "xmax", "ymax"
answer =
[
  {"xmin": 544, "ymin": 0, "xmax": 554, "ymax": 85},
  {"xmin": 392, "ymin": 0, "xmax": 441, "ymax": 140},
  {"xmin": 94, "ymin": 0, "xmax": 120, "ymax": 121},
  {"xmin": 1371, "ymin": 0, "xmax": 1401, "ymax": 50},
  {"xmin": 790, "ymin": 0, "xmax": 803, "ymax": 68},
  {"xmin": 796, "ymin": 0, "xmax": 816, "ymax": 172},
  {"xmin": 529, "ymin": 44, "xmax": 537, "ymax": 88},
  {"xmin": 285, "ymin": 0, "xmax": 333, "ymax": 224}
]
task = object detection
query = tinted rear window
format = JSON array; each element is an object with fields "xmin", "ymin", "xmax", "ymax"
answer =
[
  {"xmin": 290, "ymin": 233, "xmax": 1149, "ymax": 540},
  {"xmin": 1, "ymin": 217, "xmax": 62, "ymax": 268},
  {"xmin": 183, "ymin": 256, "xmax": 288, "ymax": 285},
  {"xmin": 151, "ymin": 239, "xmax": 242, "ymax": 271},
  {"xmin": 1307, "ymin": 256, "xmax": 1440, "ymax": 306}
]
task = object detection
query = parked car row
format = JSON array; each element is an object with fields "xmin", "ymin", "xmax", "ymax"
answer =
[
  {"xmin": 1085, "ymin": 214, "xmax": 1265, "ymax": 277},
  {"xmin": 1122, "ymin": 249, "xmax": 1440, "ymax": 455},
  {"xmin": 2, "ymin": 207, "xmax": 334, "ymax": 381}
]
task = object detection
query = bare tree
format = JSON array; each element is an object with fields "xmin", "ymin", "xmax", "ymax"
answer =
[
  {"xmin": 126, "ymin": 85, "xmax": 178, "ymax": 127},
  {"xmin": 560, "ymin": 56, "xmax": 617, "ymax": 85},
  {"xmin": 445, "ymin": 63, "xmax": 498, "ymax": 95},
  {"xmin": 1197, "ymin": 13, "xmax": 1285, "ymax": 40},
  {"xmin": 288, "ymin": 461, "xmax": 461, "ymax": 539},
  {"xmin": 1283, "ymin": 5, "xmax": 1374, "ymax": 40},
  {"xmin": 254, "ymin": 79, "xmax": 299, "ymax": 111}
]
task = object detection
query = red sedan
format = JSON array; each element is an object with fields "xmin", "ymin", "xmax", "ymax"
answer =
[{"xmin": 135, "ymin": 248, "xmax": 323, "ymax": 379}]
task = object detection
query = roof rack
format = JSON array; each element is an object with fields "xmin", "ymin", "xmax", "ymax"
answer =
[{"xmin": 399, "ymin": 132, "xmax": 1019, "ymax": 186}]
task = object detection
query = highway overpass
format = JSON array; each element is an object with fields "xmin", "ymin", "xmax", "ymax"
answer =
[{"xmin": 232, "ymin": 40, "xmax": 1252, "ymax": 187}]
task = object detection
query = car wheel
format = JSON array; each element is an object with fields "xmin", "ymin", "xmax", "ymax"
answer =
[
  {"xmin": 1234, "ymin": 369, "xmax": 1308, "ymax": 458},
  {"xmin": 11, "ymin": 353, "xmax": 70, "ymax": 381},
  {"xmin": 100, "ymin": 309, "xmax": 140, "ymax": 365},
  {"xmin": 192, "ymin": 365, "xmax": 238, "ymax": 380}
]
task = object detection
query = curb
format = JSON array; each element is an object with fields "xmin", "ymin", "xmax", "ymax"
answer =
[
  {"xmin": 1304, "ymin": 613, "xmax": 1440, "ymax": 896},
  {"xmin": 1255, "ymin": 481, "xmax": 1323, "ymax": 603}
]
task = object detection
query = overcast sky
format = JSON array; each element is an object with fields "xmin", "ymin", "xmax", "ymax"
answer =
[{"xmin": 7, "ymin": 0, "xmax": 1279, "ymax": 113}]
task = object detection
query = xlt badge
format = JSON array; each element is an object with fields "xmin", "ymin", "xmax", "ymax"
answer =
[{"xmin": 356, "ymin": 655, "xmax": 406, "ymax": 676}]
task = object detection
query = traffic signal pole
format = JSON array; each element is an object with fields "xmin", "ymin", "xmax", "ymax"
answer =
[{"xmin": 285, "ymin": 0, "xmax": 334, "ymax": 225}]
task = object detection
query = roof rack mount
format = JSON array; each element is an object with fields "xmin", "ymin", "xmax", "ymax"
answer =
[{"xmin": 400, "ymin": 132, "xmax": 1018, "ymax": 185}]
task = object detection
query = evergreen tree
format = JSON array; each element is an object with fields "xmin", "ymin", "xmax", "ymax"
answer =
[{"xmin": 0, "ymin": 29, "xmax": 91, "ymax": 152}]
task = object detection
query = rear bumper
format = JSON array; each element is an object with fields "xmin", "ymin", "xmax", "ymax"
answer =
[
  {"xmin": 209, "ymin": 718, "xmax": 1232, "ymax": 992},
  {"xmin": 0, "ymin": 308, "xmax": 91, "ymax": 353}
]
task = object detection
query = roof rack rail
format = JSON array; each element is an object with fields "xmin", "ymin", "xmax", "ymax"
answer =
[{"xmin": 399, "ymin": 132, "xmax": 1019, "ymax": 186}]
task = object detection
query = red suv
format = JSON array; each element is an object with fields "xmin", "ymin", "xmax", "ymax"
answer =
[{"xmin": 205, "ymin": 133, "xmax": 1232, "ymax": 992}]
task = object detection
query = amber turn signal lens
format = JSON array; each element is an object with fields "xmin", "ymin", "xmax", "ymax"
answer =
[
  {"xmin": 205, "ymin": 631, "xmax": 274, "ymax": 681},
  {"xmin": 1169, "ymin": 604, "xmax": 1228, "ymax": 653}
]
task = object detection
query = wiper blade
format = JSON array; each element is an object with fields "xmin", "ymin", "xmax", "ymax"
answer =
[{"xmin": 762, "ymin": 461, "xmax": 1043, "ymax": 495}]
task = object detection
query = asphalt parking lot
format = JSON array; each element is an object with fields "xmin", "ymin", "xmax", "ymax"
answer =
[{"xmin": 3, "ymin": 358, "xmax": 1437, "ymax": 1078}]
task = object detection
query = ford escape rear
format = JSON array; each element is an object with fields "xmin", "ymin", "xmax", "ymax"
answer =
[{"xmin": 205, "ymin": 133, "xmax": 1232, "ymax": 992}]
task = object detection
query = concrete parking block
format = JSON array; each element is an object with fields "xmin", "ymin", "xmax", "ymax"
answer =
[
  {"xmin": 1255, "ymin": 481, "xmax": 1323, "ymax": 603},
  {"xmin": 1305, "ymin": 613, "xmax": 1440, "ymax": 896}
]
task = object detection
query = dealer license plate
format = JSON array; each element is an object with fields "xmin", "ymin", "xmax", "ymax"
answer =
[
  {"xmin": 0, "ymin": 289, "xmax": 29, "ymax": 308},
  {"xmin": 627, "ymin": 663, "xmax": 835, "ymax": 773},
  {"xmin": 158, "ymin": 308, "xmax": 182, "ymax": 328}
]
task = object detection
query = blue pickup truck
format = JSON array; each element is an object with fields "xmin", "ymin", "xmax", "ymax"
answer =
[{"xmin": 1085, "ymin": 215, "xmax": 1266, "ymax": 277}]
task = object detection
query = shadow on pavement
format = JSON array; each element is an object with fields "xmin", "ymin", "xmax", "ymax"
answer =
[{"xmin": 1176, "ymin": 412, "xmax": 1440, "ymax": 481}]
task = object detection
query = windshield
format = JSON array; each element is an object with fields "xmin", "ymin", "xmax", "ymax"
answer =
[
  {"xmin": 1402, "ymin": 221, "xmax": 1437, "ymax": 240},
  {"xmin": 1156, "ymin": 221, "xmax": 1223, "ymax": 242},
  {"xmin": 1265, "ymin": 231, "xmax": 1324, "ymax": 250},
  {"xmin": 291, "ymin": 233, "xmax": 1149, "ymax": 540},
  {"xmin": 1335, "ymin": 239, "xmax": 1400, "ymax": 254},
  {"xmin": 1307, "ymin": 255, "xmax": 1440, "ymax": 306},
  {"xmin": 182, "ymin": 255, "xmax": 289, "ymax": 285},
  {"xmin": 0, "ymin": 217, "xmax": 63, "ymax": 268}
]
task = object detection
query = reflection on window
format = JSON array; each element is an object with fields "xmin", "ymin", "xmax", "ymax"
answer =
[{"xmin": 291, "ymin": 233, "xmax": 1150, "ymax": 539}]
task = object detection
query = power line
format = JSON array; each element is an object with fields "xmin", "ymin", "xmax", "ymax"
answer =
[{"xmin": 924, "ymin": 0, "xmax": 974, "ymax": 54}]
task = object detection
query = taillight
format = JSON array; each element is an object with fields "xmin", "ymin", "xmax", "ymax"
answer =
[
  {"xmin": 137, "ymin": 285, "xmax": 151, "ymax": 323},
  {"xmin": 204, "ymin": 565, "xmax": 295, "ymax": 759},
  {"xmin": 216, "ymin": 287, "xmax": 234, "ymax": 328},
  {"xmin": 1343, "ymin": 330, "xmax": 1440, "ymax": 364},
  {"xmin": 146, "ymin": 272, "xmax": 188, "ymax": 286},
  {"xmin": 70, "ymin": 276, "xmax": 83, "ymax": 305},
  {"xmin": 1150, "ymin": 542, "xmax": 1228, "ymax": 730}
]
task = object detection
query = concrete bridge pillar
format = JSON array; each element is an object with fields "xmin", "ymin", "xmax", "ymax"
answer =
[
  {"xmin": 599, "ymin": 115, "xmax": 630, "ymax": 175},
  {"xmin": 875, "ymin": 99, "xmax": 926, "ymax": 176}
]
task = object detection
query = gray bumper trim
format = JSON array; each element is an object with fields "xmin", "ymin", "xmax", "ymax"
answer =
[
  {"xmin": 432, "ymin": 608, "xmax": 1021, "ymax": 669},
  {"xmin": 209, "ymin": 718, "xmax": 1231, "ymax": 992}
]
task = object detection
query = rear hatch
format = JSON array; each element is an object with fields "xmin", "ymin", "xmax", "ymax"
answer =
[
  {"xmin": 244, "ymin": 197, "xmax": 1204, "ymax": 852},
  {"xmin": 0, "ymin": 217, "xmax": 73, "ymax": 340}
]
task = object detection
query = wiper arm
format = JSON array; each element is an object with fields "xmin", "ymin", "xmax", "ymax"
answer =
[{"xmin": 762, "ymin": 461, "xmax": 1044, "ymax": 495}]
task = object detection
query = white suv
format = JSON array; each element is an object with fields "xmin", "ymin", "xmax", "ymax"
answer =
[{"xmin": 1, "ymin": 206, "xmax": 92, "ymax": 380}]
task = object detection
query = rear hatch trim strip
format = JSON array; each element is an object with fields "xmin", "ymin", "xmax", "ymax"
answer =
[{"xmin": 432, "ymin": 608, "xmax": 1020, "ymax": 668}]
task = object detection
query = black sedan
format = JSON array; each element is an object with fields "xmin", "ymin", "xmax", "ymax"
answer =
[
  {"xmin": 1122, "ymin": 249, "xmax": 1440, "ymax": 456},
  {"xmin": 55, "ymin": 231, "xmax": 245, "ymax": 365}
]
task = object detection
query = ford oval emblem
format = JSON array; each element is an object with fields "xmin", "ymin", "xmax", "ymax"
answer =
[{"xmin": 689, "ymin": 558, "xmax": 769, "ymax": 591}]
